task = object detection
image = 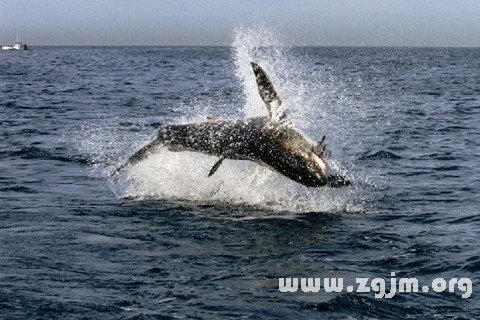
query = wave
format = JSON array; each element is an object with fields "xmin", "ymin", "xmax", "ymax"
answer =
[
  {"xmin": 5, "ymin": 146, "xmax": 88, "ymax": 164},
  {"xmin": 359, "ymin": 150, "xmax": 402, "ymax": 160}
]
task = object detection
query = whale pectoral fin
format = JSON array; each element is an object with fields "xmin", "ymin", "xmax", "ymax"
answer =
[
  {"xmin": 208, "ymin": 156, "xmax": 225, "ymax": 177},
  {"xmin": 318, "ymin": 135, "xmax": 326, "ymax": 146},
  {"xmin": 313, "ymin": 135, "xmax": 326, "ymax": 156},
  {"xmin": 250, "ymin": 62, "xmax": 285, "ymax": 121}
]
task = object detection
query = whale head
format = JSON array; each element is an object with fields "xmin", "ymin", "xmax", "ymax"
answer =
[
  {"xmin": 250, "ymin": 61, "xmax": 350, "ymax": 187},
  {"xmin": 269, "ymin": 126, "xmax": 349, "ymax": 187}
]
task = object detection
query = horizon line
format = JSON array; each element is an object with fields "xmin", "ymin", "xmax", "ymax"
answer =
[{"xmin": 14, "ymin": 44, "xmax": 480, "ymax": 49}]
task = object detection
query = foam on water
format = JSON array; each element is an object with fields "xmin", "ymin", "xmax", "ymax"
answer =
[
  {"xmin": 79, "ymin": 26, "xmax": 374, "ymax": 213},
  {"xmin": 110, "ymin": 148, "xmax": 363, "ymax": 213}
]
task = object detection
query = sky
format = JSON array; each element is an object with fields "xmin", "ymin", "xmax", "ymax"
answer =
[{"xmin": 1, "ymin": 0, "xmax": 479, "ymax": 47}]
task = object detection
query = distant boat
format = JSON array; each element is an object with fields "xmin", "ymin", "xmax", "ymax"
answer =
[
  {"xmin": 2, "ymin": 34, "xmax": 28, "ymax": 51},
  {"xmin": 2, "ymin": 41, "xmax": 28, "ymax": 51}
]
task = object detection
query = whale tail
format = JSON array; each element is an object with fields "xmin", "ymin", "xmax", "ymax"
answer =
[
  {"xmin": 110, "ymin": 138, "xmax": 161, "ymax": 176},
  {"xmin": 250, "ymin": 62, "xmax": 285, "ymax": 121}
]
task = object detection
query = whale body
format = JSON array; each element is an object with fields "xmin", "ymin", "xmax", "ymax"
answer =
[{"xmin": 114, "ymin": 62, "xmax": 350, "ymax": 188}]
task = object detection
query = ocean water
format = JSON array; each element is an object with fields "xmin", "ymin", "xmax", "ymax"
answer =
[{"xmin": 1, "ymin": 35, "xmax": 479, "ymax": 318}]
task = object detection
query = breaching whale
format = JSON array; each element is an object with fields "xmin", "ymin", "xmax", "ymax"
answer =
[{"xmin": 113, "ymin": 62, "xmax": 350, "ymax": 188}]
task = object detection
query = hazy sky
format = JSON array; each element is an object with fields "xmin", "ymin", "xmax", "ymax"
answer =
[{"xmin": 1, "ymin": 0, "xmax": 479, "ymax": 46}]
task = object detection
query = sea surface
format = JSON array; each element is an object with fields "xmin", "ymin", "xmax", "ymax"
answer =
[{"xmin": 1, "ymin": 41, "xmax": 479, "ymax": 318}]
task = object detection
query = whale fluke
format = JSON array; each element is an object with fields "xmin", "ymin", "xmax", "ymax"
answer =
[
  {"xmin": 110, "ymin": 138, "xmax": 161, "ymax": 176},
  {"xmin": 250, "ymin": 62, "xmax": 284, "ymax": 121}
]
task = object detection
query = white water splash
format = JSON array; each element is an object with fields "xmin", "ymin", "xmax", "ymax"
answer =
[
  {"xmin": 111, "ymin": 148, "xmax": 361, "ymax": 213},
  {"xmin": 232, "ymin": 25, "xmax": 285, "ymax": 118},
  {"xmin": 78, "ymin": 25, "xmax": 373, "ymax": 213}
]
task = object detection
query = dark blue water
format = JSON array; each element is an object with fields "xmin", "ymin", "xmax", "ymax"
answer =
[{"xmin": 1, "ymin": 45, "xmax": 479, "ymax": 319}]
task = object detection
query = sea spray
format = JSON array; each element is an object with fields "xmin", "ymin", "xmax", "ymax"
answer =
[{"xmin": 77, "ymin": 26, "xmax": 374, "ymax": 213}]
